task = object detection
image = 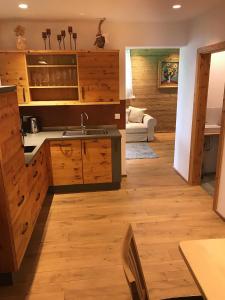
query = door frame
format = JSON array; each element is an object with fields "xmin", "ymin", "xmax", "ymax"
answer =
[{"xmin": 188, "ymin": 41, "xmax": 225, "ymax": 208}]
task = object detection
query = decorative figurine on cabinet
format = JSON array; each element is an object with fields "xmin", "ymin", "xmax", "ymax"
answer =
[
  {"xmin": 14, "ymin": 25, "xmax": 27, "ymax": 50},
  {"xmin": 94, "ymin": 18, "xmax": 106, "ymax": 49}
]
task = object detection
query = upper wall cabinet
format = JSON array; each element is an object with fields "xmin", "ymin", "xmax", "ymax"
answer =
[
  {"xmin": 77, "ymin": 51, "xmax": 119, "ymax": 103},
  {"xmin": 0, "ymin": 50, "xmax": 119, "ymax": 106},
  {"xmin": 0, "ymin": 52, "xmax": 30, "ymax": 104}
]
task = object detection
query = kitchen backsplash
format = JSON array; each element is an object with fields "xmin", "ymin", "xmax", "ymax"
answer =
[{"xmin": 19, "ymin": 101, "xmax": 125, "ymax": 130}]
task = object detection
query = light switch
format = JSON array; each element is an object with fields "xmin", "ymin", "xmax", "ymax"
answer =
[{"xmin": 115, "ymin": 113, "xmax": 120, "ymax": 120}]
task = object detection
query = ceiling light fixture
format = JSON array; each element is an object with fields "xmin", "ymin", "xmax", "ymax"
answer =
[
  {"xmin": 172, "ymin": 4, "xmax": 182, "ymax": 9},
  {"xmin": 18, "ymin": 3, "xmax": 28, "ymax": 9}
]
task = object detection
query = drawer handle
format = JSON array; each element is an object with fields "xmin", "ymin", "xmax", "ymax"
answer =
[
  {"xmin": 35, "ymin": 192, "xmax": 41, "ymax": 202},
  {"xmin": 83, "ymin": 141, "xmax": 86, "ymax": 155},
  {"xmin": 32, "ymin": 159, "xmax": 37, "ymax": 167},
  {"xmin": 40, "ymin": 156, "xmax": 44, "ymax": 165},
  {"xmin": 21, "ymin": 222, "xmax": 29, "ymax": 235},
  {"xmin": 59, "ymin": 145, "xmax": 73, "ymax": 157},
  {"xmin": 33, "ymin": 171, "xmax": 38, "ymax": 178},
  {"xmin": 81, "ymin": 87, "xmax": 85, "ymax": 99},
  {"xmin": 12, "ymin": 176, "xmax": 17, "ymax": 186},
  {"xmin": 17, "ymin": 195, "xmax": 25, "ymax": 207},
  {"xmin": 22, "ymin": 87, "xmax": 26, "ymax": 103}
]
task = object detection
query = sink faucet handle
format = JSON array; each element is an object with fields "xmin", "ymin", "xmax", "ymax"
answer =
[
  {"xmin": 82, "ymin": 112, "xmax": 89, "ymax": 120},
  {"xmin": 81, "ymin": 112, "xmax": 89, "ymax": 131}
]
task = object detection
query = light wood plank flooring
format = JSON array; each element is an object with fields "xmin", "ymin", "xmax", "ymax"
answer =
[{"xmin": 1, "ymin": 133, "xmax": 225, "ymax": 300}]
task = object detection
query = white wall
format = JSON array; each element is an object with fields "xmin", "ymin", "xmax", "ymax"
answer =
[
  {"xmin": 0, "ymin": 19, "xmax": 188, "ymax": 99},
  {"xmin": 207, "ymin": 52, "xmax": 225, "ymax": 109},
  {"xmin": 174, "ymin": 1, "xmax": 225, "ymax": 180}
]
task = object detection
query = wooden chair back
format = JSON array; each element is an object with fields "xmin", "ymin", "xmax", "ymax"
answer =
[{"xmin": 122, "ymin": 225, "xmax": 150, "ymax": 300}]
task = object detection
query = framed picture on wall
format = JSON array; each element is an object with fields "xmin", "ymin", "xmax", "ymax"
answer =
[{"xmin": 158, "ymin": 60, "xmax": 179, "ymax": 88}]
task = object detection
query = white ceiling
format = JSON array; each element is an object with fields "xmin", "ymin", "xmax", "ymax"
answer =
[{"xmin": 0, "ymin": 0, "xmax": 223, "ymax": 22}]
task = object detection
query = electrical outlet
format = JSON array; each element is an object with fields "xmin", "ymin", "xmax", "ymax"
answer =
[{"xmin": 114, "ymin": 113, "xmax": 120, "ymax": 120}]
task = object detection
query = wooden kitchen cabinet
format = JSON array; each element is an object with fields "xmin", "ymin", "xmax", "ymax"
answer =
[
  {"xmin": 77, "ymin": 51, "xmax": 119, "ymax": 103},
  {"xmin": 0, "ymin": 88, "xmax": 49, "ymax": 278},
  {"xmin": 82, "ymin": 139, "xmax": 112, "ymax": 184},
  {"xmin": 0, "ymin": 52, "xmax": 30, "ymax": 104},
  {"xmin": 49, "ymin": 138, "xmax": 113, "ymax": 186},
  {"xmin": 0, "ymin": 50, "xmax": 119, "ymax": 105},
  {"xmin": 49, "ymin": 140, "xmax": 83, "ymax": 185}
]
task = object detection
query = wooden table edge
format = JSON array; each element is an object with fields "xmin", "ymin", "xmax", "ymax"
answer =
[{"xmin": 179, "ymin": 242, "xmax": 206, "ymax": 300}]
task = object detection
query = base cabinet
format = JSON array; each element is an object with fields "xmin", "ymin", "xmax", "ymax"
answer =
[
  {"xmin": 82, "ymin": 139, "xmax": 112, "ymax": 184},
  {"xmin": 49, "ymin": 138, "xmax": 116, "ymax": 187},
  {"xmin": 49, "ymin": 140, "xmax": 83, "ymax": 185},
  {"xmin": 0, "ymin": 90, "xmax": 49, "ymax": 275}
]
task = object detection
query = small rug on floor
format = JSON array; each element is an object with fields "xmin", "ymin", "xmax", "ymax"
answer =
[{"xmin": 126, "ymin": 142, "xmax": 159, "ymax": 160}]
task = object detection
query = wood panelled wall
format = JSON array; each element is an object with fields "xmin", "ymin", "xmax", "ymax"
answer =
[
  {"xmin": 19, "ymin": 102, "xmax": 126, "ymax": 130},
  {"xmin": 128, "ymin": 49, "xmax": 179, "ymax": 132}
]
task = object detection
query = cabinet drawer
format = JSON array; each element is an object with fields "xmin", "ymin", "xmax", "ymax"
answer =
[
  {"xmin": 2, "ymin": 151, "xmax": 26, "ymax": 194},
  {"xmin": 30, "ymin": 172, "xmax": 49, "ymax": 229},
  {"xmin": 1, "ymin": 134, "xmax": 23, "ymax": 164},
  {"xmin": 12, "ymin": 163, "xmax": 49, "ymax": 268},
  {"xmin": 7, "ymin": 171, "xmax": 29, "ymax": 222},
  {"xmin": 27, "ymin": 145, "xmax": 46, "ymax": 188},
  {"xmin": 12, "ymin": 197, "xmax": 33, "ymax": 267},
  {"xmin": 29, "ymin": 168, "xmax": 48, "ymax": 209}
]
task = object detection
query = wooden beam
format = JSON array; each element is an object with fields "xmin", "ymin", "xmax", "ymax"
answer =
[
  {"xmin": 214, "ymin": 87, "xmax": 225, "ymax": 211},
  {"xmin": 189, "ymin": 52, "xmax": 211, "ymax": 185}
]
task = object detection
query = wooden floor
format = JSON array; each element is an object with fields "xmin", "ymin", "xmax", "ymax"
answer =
[{"xmin": 1, "ymin": 133, "xmax": 225, "ymax": 300}]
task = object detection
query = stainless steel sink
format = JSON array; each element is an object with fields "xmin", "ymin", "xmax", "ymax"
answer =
[
  {"xmin": 62, "ymin": 128, "xmax": 107, "ymax": 137},
  {"xmin": 62, "ymin": 130, "xmax": 85, "ymax": 136},
  {"xmin": 85, "ymin": 129, "xmax": 107, "ymax": 135},
  {"xmin": 23, "ymin": 145, "xmax": 37, "ymax": 153}
]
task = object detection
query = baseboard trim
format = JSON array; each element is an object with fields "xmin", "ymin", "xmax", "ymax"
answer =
[
  {"xmin": 49, "ymin": 182, "xmax": 121, "ymax": 194},
  {"xmin": 173, "ymin": 167, "xmax": 189, "ymax": 184},
  {"xmin": 0, "ymin": 273, "xmax": 13, "ymax": 286},
  {"xmin": 214, "ymin": 209, "xmax": 225, "ymax": 222}
]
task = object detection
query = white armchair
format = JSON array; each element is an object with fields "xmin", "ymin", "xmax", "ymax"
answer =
[
  {"xmin": 143, "ymin": 114, "xmax": 157, "ymax": 141},
  {"xmin": 126, "ymin": 110, "xmax": 157, "ymax": 142}
]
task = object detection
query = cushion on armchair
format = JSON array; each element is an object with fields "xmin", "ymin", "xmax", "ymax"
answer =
[
  {"xmin": 128, "ymin": 106, "xmax": 146, "ymax": 123},
  {"xmin": 126, "ymin": 122, "xmax": 147, "ymax": 134}
]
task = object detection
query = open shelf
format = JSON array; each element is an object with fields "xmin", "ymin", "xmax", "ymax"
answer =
[
  {"xmin": 27, "ymin": 65, "xmax": 77, "ymax": 68},
  {"xmin": 19, "ymin": 100, "xmax": 120, "ymax": 106},
  {"xmin": 30, "ymin": 86, "xmax": 79, "ymax": 101},
  {"xmin": 29, "ymin": 86, "xmax": 78, "ymax": 89}
]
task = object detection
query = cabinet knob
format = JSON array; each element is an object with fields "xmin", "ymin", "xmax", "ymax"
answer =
[
  {"xmin": 17, "ymin": 195, "xmax": 25, "ymax": 207},
  {"xmin": 35, "ymin": 192, "xmax": 41, "ymax": 202},
  {"xmin": 21, "ymin": 222, "xmax": 29, "ymax": 235},
  {"xmin": 33, "ymin": 170, "xmax": 38, "ymax": 178},
  {"xmin": 32, "ymin": 159, "xmax": 37, "ymax": 167}
]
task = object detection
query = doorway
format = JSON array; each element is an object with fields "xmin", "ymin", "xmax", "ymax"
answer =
[
  {"xmin": 125, "ymin": 48, "xmax": 180, "ymax": 161},
  {"xmin": 189, "ymin": 41, "xmax": 225, "ymax": 213}
]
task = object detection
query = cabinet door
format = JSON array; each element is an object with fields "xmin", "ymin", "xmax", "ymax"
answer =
[
  {"xmin": 77, "ymin": 51, "xmax": 119, "ymax": 103},
  {"xmin": 0, "ymin": 53, "xmax": 30, "ymax": 104},
  {"xmin": 49, "ymin": 140, "xmax": 83, "ymax": 186},
  {"xmin": 82, "ymin": 139, "xmax": 112, "ymax": 184}
]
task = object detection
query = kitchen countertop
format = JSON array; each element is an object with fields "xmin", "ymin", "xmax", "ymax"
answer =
[
  {"xmin": 24, "ymin": 126, "xmax": 121, "ymax": 164},
  {"xmin": 0, "ymin": 85, "xmax": 16, "ymax": 94}
]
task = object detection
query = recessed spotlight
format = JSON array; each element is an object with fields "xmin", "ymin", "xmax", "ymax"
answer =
[
  {"xmin": 172, "ymin": 4, "xmax": 182, "ymax": 9},
  {"xmin": 18, "ymin": 3, "xmax": 28, "ymax": 9},
  {"xmin": 79, "ymin": 12, "xmax": 85, "ymax": 16}
]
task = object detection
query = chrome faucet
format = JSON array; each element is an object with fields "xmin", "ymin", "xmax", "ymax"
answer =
[{"xmin": 81, "ymin": 112, "xmax": 89, "ymax": 133}]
